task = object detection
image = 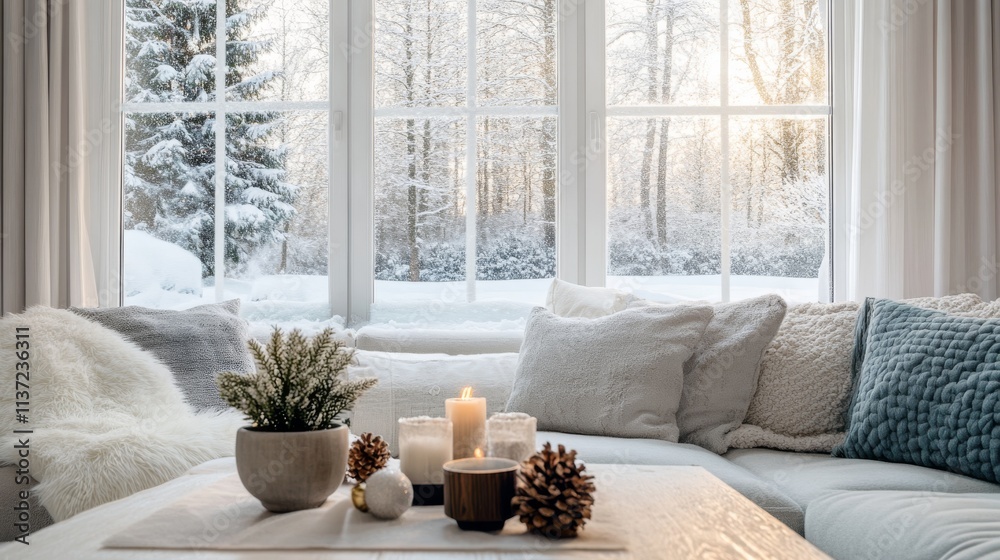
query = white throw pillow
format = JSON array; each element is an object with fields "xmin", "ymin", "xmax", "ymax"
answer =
[
  {"xmin": 546, "ymin": 278, "xmax": 636, "ymax": 318},
  {"xmin": 631, "ymin": 294, "xmax": 788, "ymax": 454},
  {"xmin": 728, "ymin": 293, "xmax": 987, "ymax": 452},
  {"xmin": 506, "ymin": 305, "xmax": 713, "ymax": 441}
]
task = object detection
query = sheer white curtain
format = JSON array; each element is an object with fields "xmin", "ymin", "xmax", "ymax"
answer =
[
  {"xmin": 835, "ymin": 0, "xmax": 1000, "ymax": 302},
  {"xmin": 1, "ymin": 0, "xmax": 121, "ymax": 314}
]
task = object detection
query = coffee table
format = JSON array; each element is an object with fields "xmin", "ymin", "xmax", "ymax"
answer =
[{"xmin": 0, "ymin": 458, "xmax": 829, "ymax": 559}]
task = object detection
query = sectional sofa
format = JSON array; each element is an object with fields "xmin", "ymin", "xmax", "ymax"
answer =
[{"xmin": 4, "ymin": 286, "xmax": 999, "ymax": 559}]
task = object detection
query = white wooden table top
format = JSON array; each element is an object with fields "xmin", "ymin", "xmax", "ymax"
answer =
[{"xmin": 0, "ymin": 458, "xmax": 829, "ymax": 560}]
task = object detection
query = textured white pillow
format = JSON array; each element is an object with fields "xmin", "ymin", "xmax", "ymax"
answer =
[
  {"xmin": 546, "ymin": 278, "xmax": 636, "ymax": 318},
  {"xmin": 506, "ymin": 305, "xmax": 713, "ymax": 441},
  {"xmin": 728, "ymin": 293, "xmax": 987, "ymax": 452},
  {"xmin": 348, "ymin": 351, "xmax": 519, "ymax": 455}
]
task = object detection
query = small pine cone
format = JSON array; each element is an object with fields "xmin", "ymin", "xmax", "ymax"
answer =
[
  {"xmin": 347, "ymin": 432, "xmax": 391, "ymax": 483},
  {"xmin": 512, "ymin": 442, "xmax": 596, "ymax": 539}
]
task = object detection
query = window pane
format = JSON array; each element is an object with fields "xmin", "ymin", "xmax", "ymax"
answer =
[
  {"xmin": 729, "ymin": 0, "xmax": 828, "ymax": 105},
  {"xmin": 227, "ymin": 0, "xmax": 329, "ymax": 102},
  {"xmin": 373, "ymin": 117, "xmax": 468, "ymax": 308},
  {"xmin": 475, "ymin": 117, "xmax": 556, "ymax": 302},
  {"xmin": 606, "ymin": 0, "xmax": 720, "ymax": 106},
  {"xmin": 477, "ymin": 0, "xmax": 557, "ymax": 107},
  {"xmin": 730, "ymin": 117, "xmax": 828, "ymax": 301},
  {"xmin": 224, "ymin": 111, "xmax": 329, "ymax": 318},
  {"xmin": 124, "ymin": 1, "xmax": 217, "ymax": 103},
  {"xmin": 373, "ymin": 0, "xmax": 467, "ymax": 108},
  {"xmin": 123, "ymin": 111, "xmax": 216, "ymax": 307},
  {"xmin": 606, "ymin": 117, "xmax": 722, "ymax": 301}
]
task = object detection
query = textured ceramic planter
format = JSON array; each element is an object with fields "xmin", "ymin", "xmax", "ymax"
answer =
[{"xmin": 235, "ymin": 425, "xmax": 349, "ymax": 512}]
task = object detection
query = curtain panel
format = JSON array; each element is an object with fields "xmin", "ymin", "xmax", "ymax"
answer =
[
  {"xmin": 1, "ymin": 0, "xmax": 120, "ymax": 314},
  {"xmin": 838, "ymin": 0, "xmax": 1000, "ymax": 302}
]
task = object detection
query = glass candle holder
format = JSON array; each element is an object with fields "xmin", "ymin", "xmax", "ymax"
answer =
[
  {"xmin": 486, "ymin": 412, "xmax": 537, "ymax": 462},
  {"xmin": 398, "ymin": 417, "xmax": 453, "ymax": 506}
]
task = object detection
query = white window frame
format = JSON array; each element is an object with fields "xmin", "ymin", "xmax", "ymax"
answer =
[{"xmin": 113, "ymin": 0, "xmax": 835, "ymax": 320}]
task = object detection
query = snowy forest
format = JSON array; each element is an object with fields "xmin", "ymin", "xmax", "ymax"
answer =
[{"xmin": 124, "ymin": 0, "xmax": 828, "ymax": 302}]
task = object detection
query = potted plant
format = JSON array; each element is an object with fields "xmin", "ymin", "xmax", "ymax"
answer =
[{"xmin": 217, "ymin": 327, "xmax": 377, "ymax": 512}]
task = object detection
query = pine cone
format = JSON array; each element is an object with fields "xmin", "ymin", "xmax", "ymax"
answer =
[
  {"xmin": 347, "ymin": 433, "xmax": 391, "ymax": 483},
  {"xmin": 512, "ymin": 442, "xmax": 596, "ymax": 539}
]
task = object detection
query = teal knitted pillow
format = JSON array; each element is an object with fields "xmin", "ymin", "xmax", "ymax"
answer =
[{"xmin": 833, "ymin": 299, "xmax": 1000, "ymax": 484}]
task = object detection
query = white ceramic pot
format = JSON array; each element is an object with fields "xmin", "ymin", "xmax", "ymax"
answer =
[{"xmin": 235, "ymin": 424, "xmax": 349, "ymax": 512}]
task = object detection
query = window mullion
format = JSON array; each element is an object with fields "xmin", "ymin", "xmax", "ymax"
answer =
[
  {"xmin": 347, "ymin": 0, "xmax": 374, "ymax": 323},
  {"xmin": 584, "ymin": 0, "xmax": 607, "ymax": 287},
  {"xmin": 720, "ymin": 0, "xmax": 731, "ymax": 303},
  {"xmin": 214, "ymin": 0, "xmax": 227, "ymax": 303},
  {"xmin": 464, "ymin": 0, "xmax": 478, "ymax": 303}
]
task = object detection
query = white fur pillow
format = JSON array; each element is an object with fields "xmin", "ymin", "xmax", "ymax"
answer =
[
  {"xmin": 727, "ymin": 293, "xmax": 987, "ymax": 452},
  {"xmin": 546, "ymin": 279, "xmax": 636, "ymax": 318},
  {"xmin": 506, "ymin": 305, "xmax": 714, "ymax": 441},
  {"xmin": 0, "ymin": 307, "xmax": 244, "ymax": 520}
]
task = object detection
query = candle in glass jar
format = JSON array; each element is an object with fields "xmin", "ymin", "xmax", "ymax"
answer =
[
  {"xmin": 398, "ymin": 417, "xmax": 453, "ymax": 485},
  {"xmin": 445, "ymin": 386, "xmax": 487, "ymax": 459},
  {"xmin": 487, "ymin": 412, "xmax": 537, "ymax": 462}
]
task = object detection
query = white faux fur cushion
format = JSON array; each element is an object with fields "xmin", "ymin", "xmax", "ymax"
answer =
[
  {"xmin": 727, "ymin": 293, "xmax": 987, "ymax": 452},
  {"xmin": 0, "ymin": 307, "xmax": 245, "ymax": 521},
  {"xmin": 546, "ymin": 279, "xmax": 637, "ymax": 318}
]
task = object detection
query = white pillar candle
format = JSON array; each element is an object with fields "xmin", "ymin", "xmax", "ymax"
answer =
[
  {"xmin": 398, "ymin": 417, "xmax": 453, "ymax": 485},
  {"xmin": 445, "ymin": 386, "xmax": 487, "ymax": 459}
]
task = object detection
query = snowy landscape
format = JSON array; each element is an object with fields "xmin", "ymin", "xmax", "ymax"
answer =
[{"xmin": 123, "ymin": 0, "xmax": 828, "ymax": 329}]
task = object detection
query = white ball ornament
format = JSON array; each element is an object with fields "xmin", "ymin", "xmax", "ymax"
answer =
[{"xmin": 364, "ymin": 469, "xmax": 413, "ymax": 520}]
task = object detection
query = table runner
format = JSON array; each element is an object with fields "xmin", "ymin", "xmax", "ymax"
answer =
[{"xmin": 103, "ymin": 474, "xmax": 626, "ymax": 553}]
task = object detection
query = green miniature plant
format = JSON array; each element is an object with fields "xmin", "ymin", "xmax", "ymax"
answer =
[{"xmin": 217, "ymin": 327, "xmax": 377, "ymax": 431}]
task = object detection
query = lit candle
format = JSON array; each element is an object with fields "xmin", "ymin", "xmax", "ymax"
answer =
[
  {"xmin": 445, "ymin": 386, "xmax": 487, "ymax": 459},
  {"xmin": 398, "ymin": 417, "xmax": 453, "ymax": 486}
]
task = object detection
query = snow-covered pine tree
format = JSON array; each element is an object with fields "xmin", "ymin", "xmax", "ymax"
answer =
[{"xmin": 124, "ymin": 0, "xmax": 295, "ymax": 278}]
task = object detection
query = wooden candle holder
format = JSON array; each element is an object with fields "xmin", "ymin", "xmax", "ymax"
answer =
[{"xmin": 443, "ymin": 457, "xmax": 519, "ymax": 532}]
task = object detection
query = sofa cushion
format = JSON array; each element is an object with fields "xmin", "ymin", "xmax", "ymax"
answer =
[
  {"xmin": 724, "ymin": 448, "xmax": 1000, "ymax": 509},
  {"xmin": 506, "ymin": 305, "xmax": 713, "ymax": 441},
  {"xmin": 806, "ymin": 491, "xmax": 1000, "ymax": 560},
  {"xmin": 632, "ymin": 295, "xmax": 788, "ymax": 454},
  {"xmin": 834, "ymin": 299, "xmax": 1000, "ymax": 484},
  {"xmin": 71, "ymin": 300, "xmax": 254, "ymax": 411},
  {"xmin": 538, "ymin": 431, "xmax": 804, "ymax": 534},
  {"xmin": 730, "ymin": 294, "xmax": 987, "ymax": 453},
  {"xmin": 546, "ymin": 278, "xmax": 637, "ymax": 318},
  {"xmin": 349, "ymin": 351, "xmax": 519, "ymax": 455},
  {"xmin": 354, "ymin": 327, "xmax": 523, "ymax": 355}
]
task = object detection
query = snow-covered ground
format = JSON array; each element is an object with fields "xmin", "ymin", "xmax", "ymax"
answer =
[{"xmin": 124, "ymin": 230, "xmax": 822, "ymax": 330}]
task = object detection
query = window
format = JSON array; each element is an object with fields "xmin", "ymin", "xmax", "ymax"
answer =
[
  {"xmin": 604, "ymin": 0, "xmax": 829, "ymax": 303},
  {"xmin": 122, "ymin": 0, "xmax": 332, "ymax": 320},
  {"xmin": 371, "ymin": 0, "xmax": 558, "ymax": 325},
  {"xmin": 120, "ymin": 0, "xmax": 830, "ymax": 325}
]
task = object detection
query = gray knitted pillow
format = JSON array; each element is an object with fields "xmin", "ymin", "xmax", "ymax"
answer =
[{"xmin": 71, "ymin": 300, "xmax": 253, "ymax": 410}]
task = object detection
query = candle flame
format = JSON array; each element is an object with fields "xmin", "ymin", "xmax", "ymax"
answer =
[
  {"xmin": 460, "ymin": 386, "xmax": 474, "ymax": 399},
  {"xmin": 474, "ymin": 448, "xmax": 484, "ymax": 458}
]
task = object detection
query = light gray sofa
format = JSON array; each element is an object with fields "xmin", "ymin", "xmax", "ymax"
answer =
[
  {"xmin": 348, "ymin": 348, "xmax": 1000, "ymax": 559},
  {"xmin": 12, "ymin": 336, "xmax": 999, "ymax": 559}
]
